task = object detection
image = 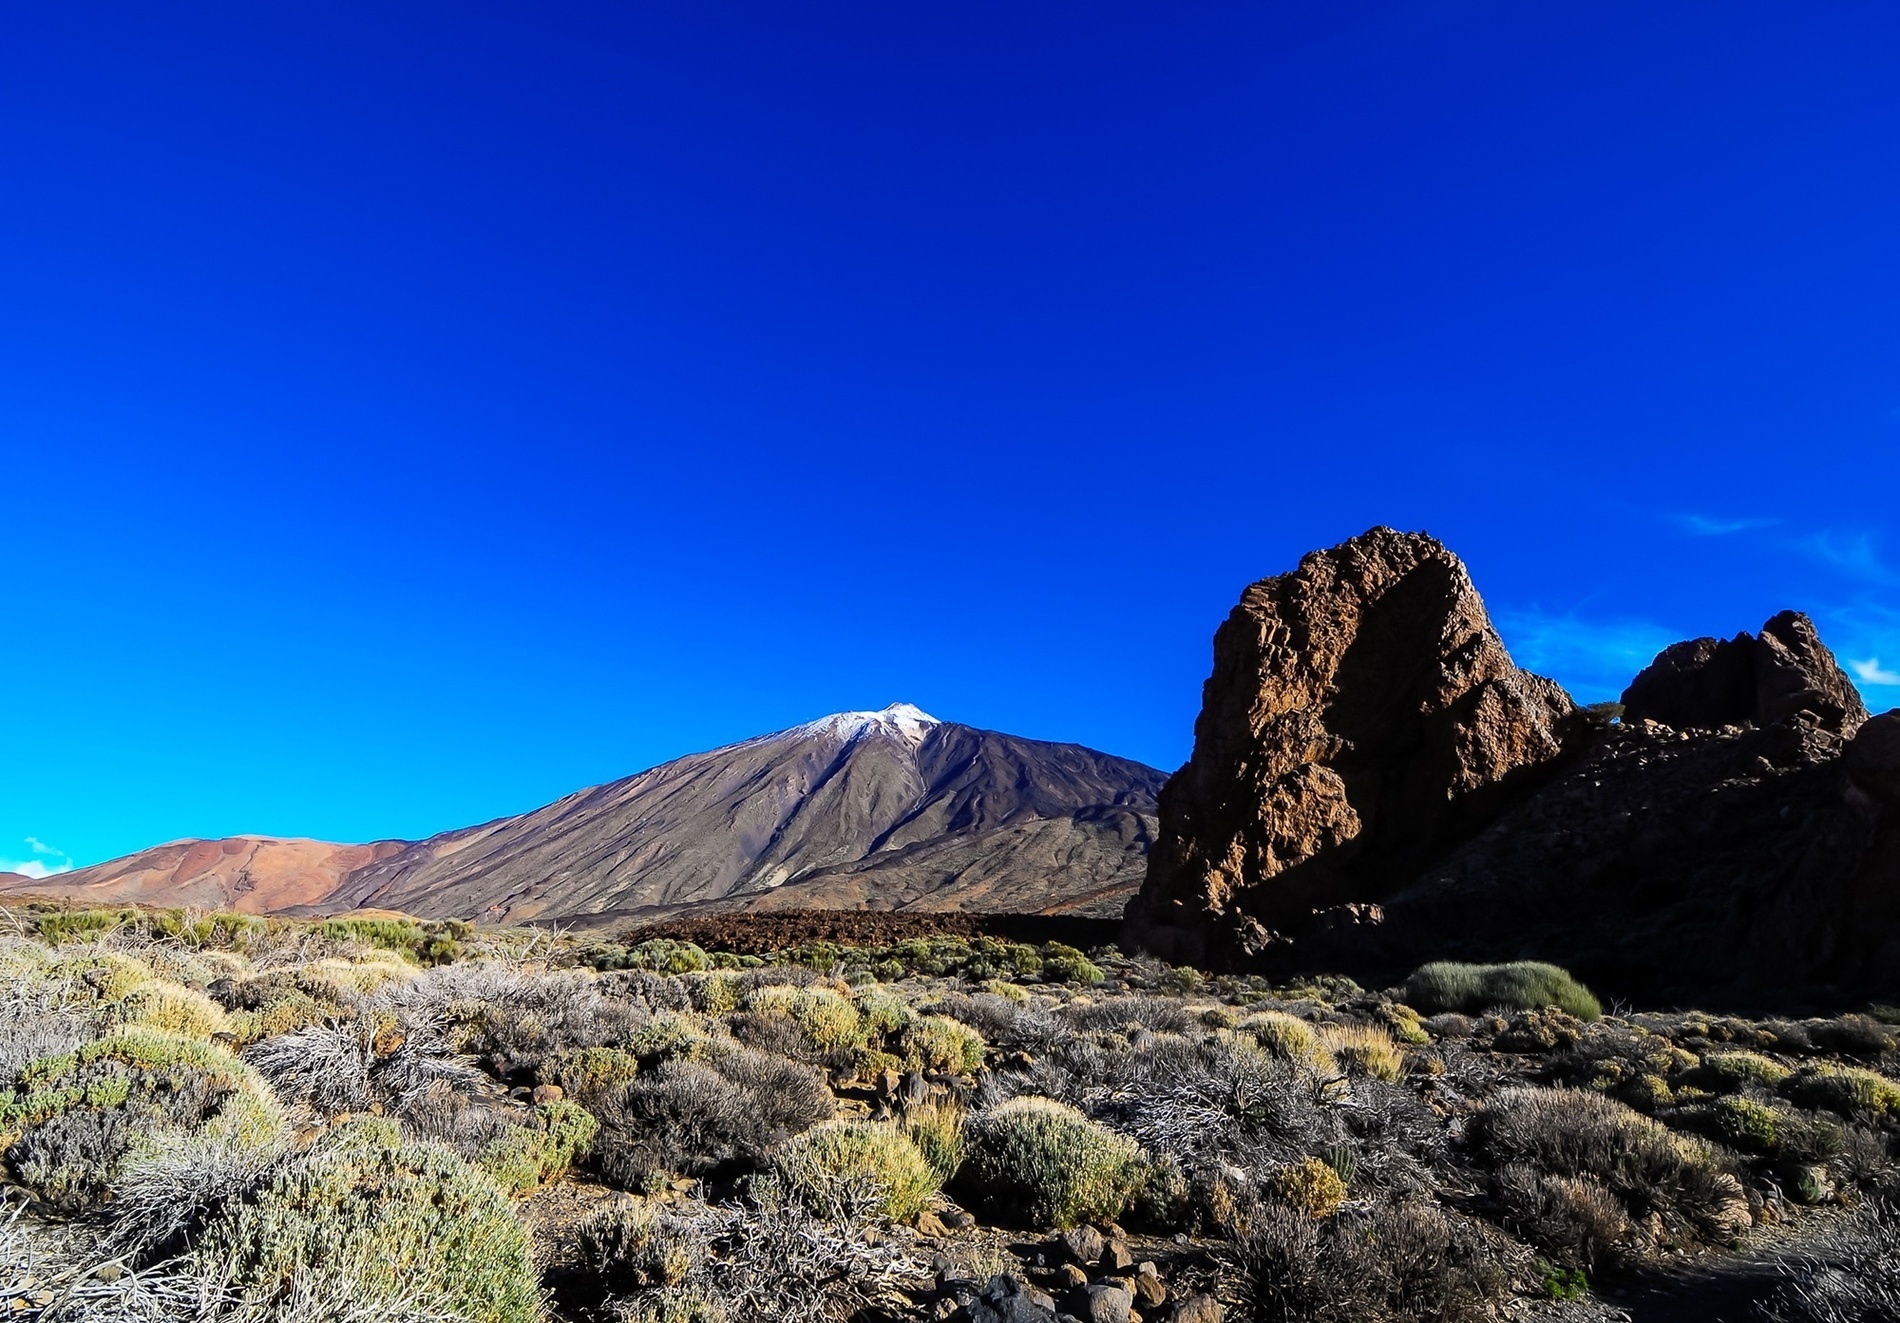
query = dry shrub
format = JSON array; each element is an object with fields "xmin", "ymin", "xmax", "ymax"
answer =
[
  {"xmin": 1477, "ymin": 1087, "xmax": 1747, "ymax": 1248},
  {"xmin": 1263, "ymin": 1156, "xmax": 1347, "ymax": 1218},
  {"xmin": 1494, "ymin": 1163, "xmax": 1627, "ymax": 1268},
  {"xmin": 1317, "ymin": 1022, "xmax": 1403, "ymax": 1081},
  {"xmin": 1226, "ymin": 1201, "xmax": 1510, "ymax": 1323}
]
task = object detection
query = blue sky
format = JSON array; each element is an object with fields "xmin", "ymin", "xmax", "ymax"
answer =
[{"xmin": 5, "ymin": 1, "xmax": 1900, "ymax": 872}]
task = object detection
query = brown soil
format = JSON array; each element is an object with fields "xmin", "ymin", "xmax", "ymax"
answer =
[{"xmin": 620, "ymin": 909, "xmax": 1122, "ymax": 954}]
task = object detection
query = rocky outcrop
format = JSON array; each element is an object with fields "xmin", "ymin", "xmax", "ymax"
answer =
[
  {"xmin": 1620, "ymin": 611, "xmax": 1867, "ymax": 735},
  {"xmin": 1128, "ymin": 529, "xmax": 1898, "ymax": 1004},
  {"xmin": 1125, "ymin": 528, "xmax": 1578, "ymax": 965}
]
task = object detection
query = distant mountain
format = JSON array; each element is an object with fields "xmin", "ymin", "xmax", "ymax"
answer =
[{"xmin": 4, "ymin": 706, "xmax": 1166, "ymax": 923}]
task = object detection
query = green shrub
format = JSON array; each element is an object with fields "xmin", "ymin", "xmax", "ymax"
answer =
[
  {"xmin": 1709, "ymin": 1095, "xmax": 1780, "ymax": 1155},
  {"xmin": 120, "ymin": 981, "xmax": 229, "ymax": 1039},
  {"xmin": 478, "ymin": 1100, "xmax": 599, "ymax": 1195},
  {"xmin": 686, "ymin": 971, "xmax": 745, "ymax": 1015},
  {"xmin": 540, "ymin": 1046, "xmax": 642, "ymax": 1104},
  {"xmin": 956, "ymin": 1097, "xmax": 1144, "ymax": 1229},
  {"xmin": 748, "ymin": 985, "xmax": 863, "ymax": 1052},
  {"xmin": 900, "ymin": 1015, "xmax": 986, "ymax": 1075},
  {"xmin": 855, "ymin": 986, "xmax": 913, "ymax": 1036},
  {"xmin": 1404, "ymin": 961, "xmax": 1601, "ymax": 1020},
  {"xmin": 775, "ymin": 1119, "xmax": 941, "ymax": 1221},
  {"xmin": 193, "ymin": 1119, "xmax": 539, "ymax": 1323},
  {"xmin": 1041, "ymin": 943, "xmax": 1103, "ymax": 986},
  {"xmin": 628, "ymin": 939, "xmax": 713, "ymax": 974},
  {"xmin": 1263, "ymin": 1155, "xmax": 1347, "ymax": 1217},
  {"xmin": 1781, "ymin": 1064, "xmax": 1900, "ymax": 1120},
  {"xmin": 1239, "ymin": 1011, "xmax": 1337, "ymax": 1076},
  {"xmin": 35, "ymin": 908, "xmax": 137, "ymax": 944},
  {"xmin": 1698, "ymin": 1051, "xmax": 1792, "ymax": 1093}
]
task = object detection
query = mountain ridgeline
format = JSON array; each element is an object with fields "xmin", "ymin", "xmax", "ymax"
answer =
[{"xmin": 4, "ymin": 706, "xmax": 1166, "ymax": 924}]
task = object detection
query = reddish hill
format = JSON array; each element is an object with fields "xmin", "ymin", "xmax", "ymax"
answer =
[{"xmin": 0, "ymin": 836, "xmax": 407, "ymax": 914}]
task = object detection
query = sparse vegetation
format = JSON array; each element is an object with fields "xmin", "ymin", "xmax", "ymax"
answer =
[
  {"xmin": 1404, "ymin": 961, "xmax": 1602, "ymax": 1020},
  {"xmin": 6, "ymin": 900, "xmax": 1900, "ymax": 1322}
]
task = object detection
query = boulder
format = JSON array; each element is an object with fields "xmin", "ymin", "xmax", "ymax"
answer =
[
  {"xmin": 1126, "ymin": 527, "xmax": 1576, "ymax": 965},
  {"xmin": 1620, "ymin": 611, "xmax": 1867, "ymax": 735}
]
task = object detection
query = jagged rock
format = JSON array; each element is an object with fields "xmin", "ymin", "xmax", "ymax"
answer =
[
  {"xmin": 1170, "ymin": 1297, "xmax": 1223, "ymax": 1323},
  {"xmin": 1621, "ymin": 611, "xmax": 1867, "ymax": 735},
  {"xmin": 1059, "ymin": 1226, "xmax": 1105, "ymax": 1266},
  {"xmin": 1083, "ymin": 1284, "xmax": 1134, "ymax": 1323},
  {"xmin": 1126, "ymin": 527, "xmax": 1576, "ymax": 965},
  {"xmin": 1130, "ymin": 526, "xmax": 1900, "ymax": 1002}
]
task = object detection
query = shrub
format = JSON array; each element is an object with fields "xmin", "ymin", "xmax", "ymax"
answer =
[
  {"xmin": 1758, "ymin": 1190, "xmax": 1900, "ymax": 1323},
  {"xmin": 1264, "ymin": 1155, "xmax": 1347, "ymax": 1218},
  {"xmin": 900, "ymin": 1015, "xmax": 987, "ymax": 1075},
  {"xmin": 775, "ymin": 1120, "xmax": 941, "ymax": 1221},
  {"xmin": 1496, "ymin": 1164, "xmax": 1627, "ymax": 1269},
  {"xmin": 478, "ymin": 1099, "xmax": 599, "ymax": 1194},
  {"xmin": 855, "ymin": 986, "xmax": 913, "ymax": 1036},
  {"xmin": 627, "ymin": 939, "xmax": 713, "ymax": 975},
  {"xmin": 539, "ymin": 1045, "xmax": 641, "ymax": 1105},
  {"xmin": 747, "ymin": 985, "xmax": 863, "ymax": 1052},
  {"xmin": 1710, "ymin": 1095, "xmax": 1782, "ymax": 1155},
  {"xmin": 1404, "ymin": 962, "xmax": 1601, "ymax": 1020},
  {"xmin": 1227, "ymin": 1202, "xmax": 1507, "ymax": 1323},
  {"xmin": 2, "ymin": 1028, "xmax": 281, "ymax": 1208},
  {"xmin": 575, "ymin": 1199, "xmax": 700, "ymax": 1291},
  {"xmin": 1698, "ymin": 1051, "xmax": 1792, "ymax": 1092},
  {"xmin": 1041, "ymin": 943, "xmax": 1103, "ymax": 986},
  {"xmin": 957, "ymin": 1097, "xmax": 1144, "ymax": 1228},
  {"xmin": 1316, "ymin": 1022, "xmax": 1403, "ymax": 1081},
  {"xmin": 192, "ymin": 1119, "xmax": 539, "ymax": 1323},
  {"xmin": 685, "ymin": 970, "xmax": 745, "ymax": 1014},
  {"xmin": 1782, "ymin": 1064, "xmax": 1900, "ymax": 1121},
  {"xmin": 1240, "ymin": 1011, "xmax": 1337, "ymax": 1077},
  {"xmin": 905, "ymin": 1098, "xmax": 966, "ymax": 1183},
  {"xmin": 119, "ymin": 981, "xmax": 229, "ymax": 1039},
  {"xmin": 1477, "ymin": 1088, "xmax": 1746, "ymax": 1245},
  {"xmin": 591, "ymin": 1050, "xmax": 832, "ymax": 1189}
]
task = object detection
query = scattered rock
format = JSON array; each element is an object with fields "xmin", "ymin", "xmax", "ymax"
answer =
[
  {"xmin": 1059, "ymin": 1225, "xmax": 1105, "ymax": 1266},
  {"xmin": 1170, "ymin": 1296, "xmax": 1222, "ymax": 1323},
  {"xmin": 529, "ymin": 1082, "xmax": 564, "ymax": 1105},
  {"xmin": 1083, "ymin": 1283, "xmax": 1134, "ymax": 1323},
  {"xmin": 1103, "ymin": 1240, "xmax": 1134, "ymax": 1273}
]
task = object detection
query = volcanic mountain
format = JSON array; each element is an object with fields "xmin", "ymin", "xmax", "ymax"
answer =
[{"xmin": 6, "ymin": 706, "xmax": 1165, "ymax": 923}]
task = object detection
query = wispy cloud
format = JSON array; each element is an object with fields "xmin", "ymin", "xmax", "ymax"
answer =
[
  {"xmin": 1676, "ymin": 514, "xmax": 1777, "ymax": 537},
  {"xmin": 1797, "ymin": 530, "xmax": 1898, "ymax": 586},
  {"xmin": 1848, "ymin": 657, "xmax": 1900, "ymax": 686},
  {"xmin": 1491, "ymin": 607, "xmax": 1682, "ymax": 704},
  {"xmin": 1, "ymin": 838, "xmax": 73, "ymax": 880}
]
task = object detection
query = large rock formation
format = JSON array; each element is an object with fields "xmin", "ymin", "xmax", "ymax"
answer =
[
  {"xmin": 1126, "ymin": 528, "xmax": 1578, "ymax": 965},
  {"xmin": 1129, "ymin": 526, "xmax": 1899, "ymax": 1004}
]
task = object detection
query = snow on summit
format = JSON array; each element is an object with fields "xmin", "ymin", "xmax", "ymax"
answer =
[{"xmin": 795, "ymin": 703, "xmax": 940, "ymax": 744}]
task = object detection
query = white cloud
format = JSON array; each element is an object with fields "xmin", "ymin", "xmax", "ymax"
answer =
[
  {"xmin": 0, "ymin": 858, "xmax": 73, "ymax": 880},
  {"xmin": 1677, "ymin": 514, "xmax": 1776, "ymax": 537},
  {"xmin": 1, "ymin": 837, "xmax": 72, "ymax": 879},
  {"xmin": 1849, "ymin": 658, "xmax": 1900, "ymax": 686}
]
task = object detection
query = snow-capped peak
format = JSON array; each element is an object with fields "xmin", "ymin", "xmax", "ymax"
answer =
[{"xmin": 796, "ymin": 703, "xmax": 941, "ymax": 745}]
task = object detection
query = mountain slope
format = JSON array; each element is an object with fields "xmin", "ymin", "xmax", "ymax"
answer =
[
  {"xmin": 4, "ymin": 706, "xmax": 1165, "ymax": 922},
  {"xmin": 329, "ymin": 706, "xmax": 1164, "ymax": 922}
]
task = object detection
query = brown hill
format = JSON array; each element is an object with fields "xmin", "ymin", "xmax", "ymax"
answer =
[
  {"xmin": 1127, "ymin": 526, "xmax": 1899, "ymax": 1005},
  {"xmin": 0, "ymin": 837, "xmax": 407, "ymax": 913},
  {"xmin": 7, "ymin": 706, "xmax": 1164, "ymax": 924}
]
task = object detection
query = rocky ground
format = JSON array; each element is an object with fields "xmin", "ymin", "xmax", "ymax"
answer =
[{"xmin": 4, "ymin": 903, "xmax": 1899, "ymax": 1323}]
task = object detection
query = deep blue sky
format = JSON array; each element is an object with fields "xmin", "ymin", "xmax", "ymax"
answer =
[{"xmin": 6, "ymin": 2, "xmax": 1900, "ymax": 873}]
